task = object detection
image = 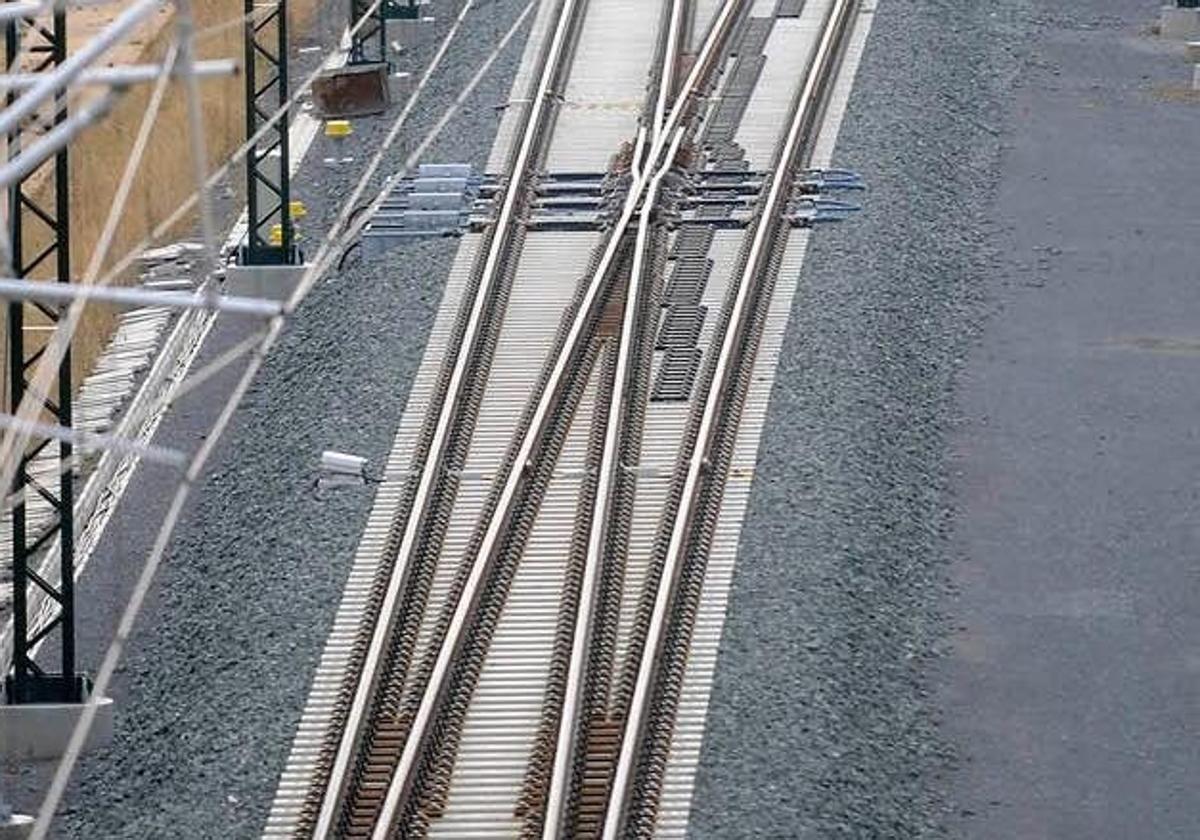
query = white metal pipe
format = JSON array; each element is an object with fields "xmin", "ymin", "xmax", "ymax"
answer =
[
  {"xmin": 0, "ymin": 59, "xmax": 236, "ymax": 90},
  {"xmin": 0, "ymin": 412, "xmax": 187, "ymax": 468},
  {"xmin": 0, "ymin": 2, "xmax": 48, "ymax": 22},
  {"xmin": 0, "ymin": 0, "xmax": 162, "ymax": 140},
  {"xmin": 172, "ymin": 0, "xmax": 220, "ymax": 277},
  {"xmin": 0, "ymin": 277, "xmax": 284, "ymax": 317},
  {"xmin": 0, "ymin": 0, "xmax": 130, "ymax": 24},
  {"xmin": 600, "ymin": 2, "xmax": 855, "ymax": 837},
  {"xmin": 0, "ymin": 93, "xmax": 114, "ymax": 188}
]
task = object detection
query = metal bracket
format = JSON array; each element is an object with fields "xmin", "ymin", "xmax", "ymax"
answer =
[
  {"xmin": 788, "ymin": 196, "xmax": 862, "ymax": 226},
  {"xmin": 795, "ymin": 167, "xmax": 866, "ymax": 193},
  {"xmin": 362, "ymin": 163, "xmax": 480, "ymax": 251}
]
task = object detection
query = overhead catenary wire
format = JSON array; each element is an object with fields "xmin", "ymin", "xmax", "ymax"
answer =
[
  {"xmin": 0, "ymin": 0, "xmax": 388, "ymax": 501},
  {"xmin": 0, "ymin": 42, "xmax": 178, "ymax": 533},
  {"xmin": 29, "ymin": 315, "xmax": 285, "ymax": 840},
  {"xmin": 314, "ymin": 0, "xmax": 580, "ymax": 829},
  {"xmin": 0, "ymin": 0, "xmax": 535, "ymax": 506},
  {"xmin": 0, "ymin": 3, "xmax": 222, "ymax": 635},
  {"xmin": 0, "ymin": 91, "xmax": 116, "ymax": 187},
  {"xmin": 0, "ymin": 0, "xmax": 130, "ymax": 25},
  {"xmin": 173, "ymin": 0, "xmax": 222, "ymax": 278},
  {"xmin": 290, "ymin": 0, "xmax": 540, "ymax": 314},
  {"xmin": 0, "ymin": 39, "xmax": 184, "ymax": 504},
  {"xmin": 0, "ymin": 413, "xmax": 187, "ymax": 469},
  {"xmin": 84, "ymin": 42, "xmax": 181, "ymax": 284},
  {"xmin": 0, "ymin": 277, "xmax": 285, "ymax": 317},
  {"xmin": 0, "ymin": 0, "xmax": 389, "ymax": 699}
]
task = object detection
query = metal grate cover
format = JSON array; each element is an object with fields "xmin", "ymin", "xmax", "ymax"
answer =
[{"xmin": 651, "ymin": 347, "xmax": 703, "ymax": 402}]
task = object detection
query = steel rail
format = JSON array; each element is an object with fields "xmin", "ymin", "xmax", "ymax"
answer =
[
  {"xmin": 310, "ymin": 0, "xmax": 585, "ymax": 834},
  {"xmin": 369, "ymin": 139, "xmax": 656, "ymax": 840},
  {"xmin": 652, "ymin": 0, "xmax": 684, "ymax": 144},
  {"xmin": 541, "ymin": 1, "xmax": 688, "ymax": 833},
  {"xmin": 540, "ymin": 126, "xmax": 682, "ymax": 839},
  {"xmin": 600, "ymin": 0, "xmax": 857, "ymax": 837},
  {"xmin": 629, "ymin": 124, "xmax": 647, "ymax": 184},
  {"xmin": 366, "ymin": 4, "xmax": 746, "ymax": 837},
  {"xmin": 643, "ymin": 0, "xmax": 740, "ymax": 179}
]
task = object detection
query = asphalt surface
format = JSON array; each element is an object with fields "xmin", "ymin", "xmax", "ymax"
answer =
[
  {"xmin": 942, "ymin": 3, "xmax": 1200, "ymax": 838},
  {"xmin": 1, "ymin": 0, "xmax": 536, "ymax": 836}
]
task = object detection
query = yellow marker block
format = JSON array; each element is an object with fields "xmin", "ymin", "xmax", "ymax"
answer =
[
  {"xmin": 289, "ymin": 200, "xmax": 307, "ymax": 219},
  {"xmin": 324, "ymin": 119, "xmax": 353, "ymax": 138}
]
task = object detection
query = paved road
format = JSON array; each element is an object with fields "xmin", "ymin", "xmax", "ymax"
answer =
[{"xmin": 943, "ymin": 3, "xmax": 1200, "ymax": 838}]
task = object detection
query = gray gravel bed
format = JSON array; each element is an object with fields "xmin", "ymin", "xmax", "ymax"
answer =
[
  {"xmin": 2, "ymin": 0, "xmax": 537, "ymax": 836},
  {"xmin": 687, "ymin": 1, "xmax": 1033, "ymax": 837}
]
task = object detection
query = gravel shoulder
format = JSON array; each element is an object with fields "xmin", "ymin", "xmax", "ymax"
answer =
[
  {"xmin": 687, "ymin": 1, "xmax": 1031, "ymax": 837},
  {"xmin": 2, "ymin": 1, "xmax": 536, "ymax": 836}
]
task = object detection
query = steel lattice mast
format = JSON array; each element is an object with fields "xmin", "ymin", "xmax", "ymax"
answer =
[
  {"xmin": 3, "ymin": 6, "xmax": 83, "ymax": 705},
  {"xmin": 242, "ymin": 0, "xmax": 297, "ymax": 265}
]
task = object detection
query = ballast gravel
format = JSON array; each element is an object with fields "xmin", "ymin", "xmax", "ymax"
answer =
[
  {"xmin": 687, "ymin": 1, "xmax": 1033, "ymax": 837},
  {"xmin": 2, "ymin": 0, "xmax": 538, "ymax": 836}
]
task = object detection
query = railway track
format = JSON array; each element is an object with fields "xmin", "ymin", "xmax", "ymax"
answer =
[{"xmin": 265, "ymin": 0, "xmax": 861, "ymax": 836}]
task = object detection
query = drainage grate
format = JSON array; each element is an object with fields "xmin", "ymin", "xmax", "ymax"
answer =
[
  {"xmin": 663, "ymin": 257, "xmax": 713, "ymax": 303},
  {"xmin": 656, "ymin": 303, "xmax": 708, "ymax": 351},
  {"xmin": 670, "ymin": 226, "xmax": 715, "ymax": 261},
  {"xmin": 776, "ymin": 0, "xmax": 805, "ymax": 17},
  {"xmin": 652, "ymin": 347, "xmax": 703, "ymax": 402}
]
